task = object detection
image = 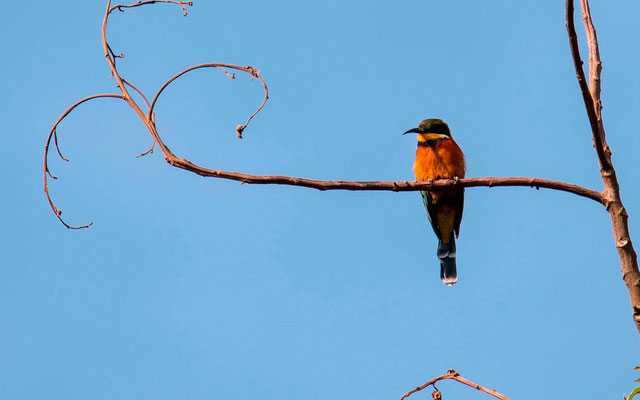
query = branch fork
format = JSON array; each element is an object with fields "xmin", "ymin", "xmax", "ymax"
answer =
[{"xmin": 566, "ymin": 0, "xmax": 640, "ymax": 333}]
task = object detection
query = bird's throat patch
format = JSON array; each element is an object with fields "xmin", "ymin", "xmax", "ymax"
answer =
[{"xmin": 417, "ymin": 133, "xmax": 448, "ymax": 147}]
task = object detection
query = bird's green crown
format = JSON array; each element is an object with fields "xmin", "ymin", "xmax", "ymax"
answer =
[{"xmin": 418, "ymin": 119, "xmax": 451, "ymax": 136}]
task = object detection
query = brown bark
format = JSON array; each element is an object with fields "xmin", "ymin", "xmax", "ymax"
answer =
[{"xmin": 566, "ymin": 0, "xmax": 640, "ymax": 333}]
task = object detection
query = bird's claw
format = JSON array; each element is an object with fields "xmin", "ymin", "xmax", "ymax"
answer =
[{"xmin": 453, "ymin": 176, "xmax": 460, "ymax": 183}]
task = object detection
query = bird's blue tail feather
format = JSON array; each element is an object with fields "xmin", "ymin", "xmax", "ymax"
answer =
[{"xmin": 438, "ymin": 235, "xmax": 457, "ymax": 285}]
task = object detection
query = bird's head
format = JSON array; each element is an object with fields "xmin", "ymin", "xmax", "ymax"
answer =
[{"xmin": 403, "ymin": 118, "xmax": 451, "ymax": 141}]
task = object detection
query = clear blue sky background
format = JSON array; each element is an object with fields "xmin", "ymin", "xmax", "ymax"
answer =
[{"xmin": 2, "ymin": 1, "xmax": 639, "ymax": 398}]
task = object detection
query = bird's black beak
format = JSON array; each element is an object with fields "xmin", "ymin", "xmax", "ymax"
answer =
[{"xmin": 403, "ymin": 127, "xmax": 423, "ymax": 135}]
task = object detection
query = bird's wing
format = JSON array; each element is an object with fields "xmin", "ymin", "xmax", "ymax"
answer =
[
  {"xmin": 453, "ymin": 188, "xmax": 465, "ymax": 238},
  {"xmin": 421, "ymin": 190, "xmax": 441, "ymax": 239}
]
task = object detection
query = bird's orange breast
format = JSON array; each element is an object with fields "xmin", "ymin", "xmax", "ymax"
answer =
[{"xmin": 413, "ymin": 138, "xmax": 466, "ymax": 182}]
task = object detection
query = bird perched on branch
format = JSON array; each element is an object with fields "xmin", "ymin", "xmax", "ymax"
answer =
[{"xmin": 404, "ymin": 118, "xmax": 466, "ymax": 285}]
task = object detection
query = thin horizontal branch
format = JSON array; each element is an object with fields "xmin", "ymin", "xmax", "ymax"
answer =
[
  {"xmin": 399, "ymin": 369, "xmax": 509, "ymax": 400},
  {"xmin": 166, "ymin": 156, "xmax": 605, "ymax": 203}
]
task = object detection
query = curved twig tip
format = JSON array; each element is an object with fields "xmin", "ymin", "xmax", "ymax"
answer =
[
  {"xmin": 136, "ymin": 139, "xmax": 156, "ymax": 157},
  {"xmin": 52, "ymin": 128, "xmax": 69, "ymax": 162},
  {"xmin": 46, "ymin": 168, "xmax": 58, "ymax": 180},
  {"xmin": 236, "ymin": 125, "xmax": 244, "ymax": 138},
  {"xmin": 217, "ymin": 66, "xmax": 236, "ymax": 79}
]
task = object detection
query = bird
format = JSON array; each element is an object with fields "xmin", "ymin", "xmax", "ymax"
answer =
[{"xmin": 404, "ymin": 118, "xmax": 466, "ymax": 285}]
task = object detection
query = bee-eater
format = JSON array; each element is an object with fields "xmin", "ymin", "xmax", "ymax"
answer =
[{"xmin": 404, "ymin": 119, "xmax": 466, "ymax": 285}]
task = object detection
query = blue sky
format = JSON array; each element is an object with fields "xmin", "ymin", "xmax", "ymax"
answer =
[{"xmin": 2, "ymin": 0, "xmax": 639, "ymax": 398}]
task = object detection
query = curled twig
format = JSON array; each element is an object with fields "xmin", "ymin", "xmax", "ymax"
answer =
[
  {"xmin": 147, "ymin": 63, "xmax": 268, "ymax": 139},
  {"xmin": 43, "ymin": 93, "xmax": 124, "ymax": 229}
]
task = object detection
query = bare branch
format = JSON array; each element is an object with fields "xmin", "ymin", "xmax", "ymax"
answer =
[
  {"xmin": 43, "ymin": 93, "xmax": 125, "ymax": 229},
  {"xmin": 566, "ymin": 0, "xmax": 640, "ymax": 333},
  {"xmin": 122, "ymin": 78, "xmax": 157, "ymax": 157},
  {"xmin": 136, "ymin": 141, "xmax": 156, "ymax": 158},
  {"xmin": 110, "ymin": 0, "xmax": 193, "ymax": 16},
  {"xmin": 580, "ymin": 0, "xmax": 602, "ymax": 116},
  {"xmin": 147, "ymin": 63, "xmax": 268, "ymax": 139},
  {"xmin": 399, "ymin": 369, "xmax": 509, "ymax": 400},
  {"xmin": 122, "ymin": 78, "xmax": 152, "ymax": 113},
  {"xmin": 166, "ymin": 155, "xmax": 606, "ymax": 203},
  {"xmin": 52, "ymin": 127, "xmax": 68, "ymax": 164},
  {"xmin": 565, "ymin": 0, "xmax": 611, "ymax": 172}
]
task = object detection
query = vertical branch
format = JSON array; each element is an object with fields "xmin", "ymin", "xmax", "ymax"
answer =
[
  {"xmin": 580, "ymin": 0, "xmax": 602, "ymax": 117},
  {"xmin": 566, "ymin": 0, "xmax": 640, "ymax": 334},
  {"xmin": 102, "ymin": 0, "xmax": 179, "ymax": 160},
  {"xmin": 565, "ymin": 0, "xmax": 611, "ymax": 172}
]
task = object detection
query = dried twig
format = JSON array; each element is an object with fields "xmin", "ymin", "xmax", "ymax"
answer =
[
  {"xmin": 399, "ymin": 369, "xmax": 509, "ymax": 400},
  {"xmin": 121, "ymin": 78, "xmax": 157, "ymax": 157},
  {"xmin": 166, "ymin": 165, "xmax": 606, "ymax": 203},
  {"xmin": 147, "ymin": 63, "xmax": 268, "ymax": 139},
  {"xmin": 43, "ymin": 93, "xmax": 125, "ymax": 229},
  {"xmin": 566, "ymin": 0, "xmax": 640, "ymax": 333},
  {"xmin": 111, "ymin": 0, "xmax": 193, "ymax": 16}
]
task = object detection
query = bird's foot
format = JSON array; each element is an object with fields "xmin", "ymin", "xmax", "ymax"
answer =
[{"xmin": 452, "ymin": 176, "xmax": 461, "ymax": 184}]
